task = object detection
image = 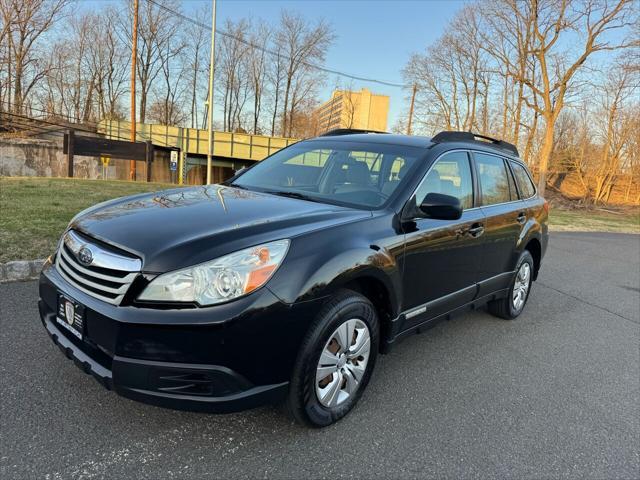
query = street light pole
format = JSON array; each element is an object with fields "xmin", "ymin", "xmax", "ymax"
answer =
[
  {"xmin": 206, "ymin": 0, "xmax": 217, "ymax": 185},
  {"xmin": 130, "ymin": 0, "xmax": 139, "ymax": 181}
]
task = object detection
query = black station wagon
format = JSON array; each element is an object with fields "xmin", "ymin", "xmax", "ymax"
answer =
[{"xmin": 38, "ymin": 130, "xmax": 548, "ymax": 427}]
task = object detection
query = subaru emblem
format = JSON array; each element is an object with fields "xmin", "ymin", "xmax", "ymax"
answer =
[{"xmin": 78, "ymin": 246, "xmax": 93, "ymax": 266}]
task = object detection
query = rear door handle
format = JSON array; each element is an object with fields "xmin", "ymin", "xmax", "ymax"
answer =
[
  {"xmin": 517, "ymin": 211, "xmax": 527, "ymax": 224},
  {"xmin": 467, "ymin": 223, "xmax": 485, "ymax": 238}
]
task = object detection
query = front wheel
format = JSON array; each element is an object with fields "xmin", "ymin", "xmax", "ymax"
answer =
[
  {"xmin": 488, "ymin": 250, "xmax": 534, "ymax": 320},
  {"xmin": 286, "ymin": 289, "xmax": 379, "ymax": 427}
]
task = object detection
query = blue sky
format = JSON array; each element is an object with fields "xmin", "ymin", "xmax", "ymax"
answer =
[
  {"xmin": 80, "ymin": 0, "xmax": 466, "ymax": 127},
  {"xmin": 195, "ymin": 0, "xmax": 465, "ymax": 126}
]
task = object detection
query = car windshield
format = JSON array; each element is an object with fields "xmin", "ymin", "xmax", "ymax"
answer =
[{"xmin": 231, "ymin": 140, "xmax": 423, "ymax": 209}]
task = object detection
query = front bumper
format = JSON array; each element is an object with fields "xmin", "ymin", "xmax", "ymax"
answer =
[{"xmin": 38, "ymin": 260, "xmax": 323, "ymax": 413}]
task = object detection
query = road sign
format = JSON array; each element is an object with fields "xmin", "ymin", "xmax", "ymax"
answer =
[
  {"xmin": 100, "ymin": 155, "xmax": 110, "ymax": 166},
  {"xmin": 170, "ymin": 150, "xmax": 178, "ymax": 171}
]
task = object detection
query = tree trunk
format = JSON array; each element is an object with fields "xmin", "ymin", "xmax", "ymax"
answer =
[
  {"xmin": 271, "ymin": 90, "xmax": 279, "ymax": 137},
  {"xmin": 536, "ymin": 115, "xmax": 555, "ymax": 196},
  {"xmin": 281, "ymin": 73, "xmax": 292, "ymax": 137},
  {"xmin": 139, "ymin": 93, "xmax": 146, "ymax": 123},
  {"xmin": 523, "ymin": 112, "xmax": 538, "ymax": 167}
]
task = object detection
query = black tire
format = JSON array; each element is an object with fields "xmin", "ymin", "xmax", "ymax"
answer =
[
  {"xmin": 285, "ymin": 289, "xmax": 379, "ymax": 427},
  {"xmin": 488, "ymin": 250, "xmax": 534, "ymax": 320}
]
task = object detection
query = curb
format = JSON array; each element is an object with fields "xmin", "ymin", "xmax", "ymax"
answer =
[{"xmin": 0, "ymin": 259, "xmax": 46, "ymax": 283}]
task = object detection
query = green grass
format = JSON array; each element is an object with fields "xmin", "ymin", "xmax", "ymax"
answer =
[
  {"xmin": 0, "ymin": 177, "xmax": 173, "ymax": 263},
  {"xmin": 1, "ymin": 177, "xmax": 638, "ymax": 263},
  {"xmin": 549, "ymin": 207, "xmax": 640, "ymax": 234}
]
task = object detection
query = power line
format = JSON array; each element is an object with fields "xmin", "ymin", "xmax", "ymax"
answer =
[{"xmin": 145, "ymin": 0, "xmax": 409, "ymax": 89}]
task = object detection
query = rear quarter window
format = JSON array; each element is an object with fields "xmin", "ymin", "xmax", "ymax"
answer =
[{"xmin": 510, "ymin": 161, "xmax": 536, "ymax": 198}]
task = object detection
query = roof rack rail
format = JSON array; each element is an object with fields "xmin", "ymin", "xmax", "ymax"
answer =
[
  {"xmin": 320, "ymin": 128, "xmax": 389, "ymax": 137},
  {"xmin": 431, "ymin": 131, "xmax": 519, "ymax": 157}
]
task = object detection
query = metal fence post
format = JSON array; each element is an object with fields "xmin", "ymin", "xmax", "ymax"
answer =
[
  {"xmin": 145, "ymin": 141, "xmax": 153, "ymax": 182},
  {"xmin": 66, "ymin": 129, "xmax": 75, "ymax": 178}
]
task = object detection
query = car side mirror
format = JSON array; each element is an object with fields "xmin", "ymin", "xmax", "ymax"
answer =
[{"xmin": 419, "ymin": 193, "xmax": 463, "ymax": 220}]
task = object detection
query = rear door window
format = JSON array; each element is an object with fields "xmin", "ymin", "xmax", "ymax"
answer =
[{"xmin": 474, "ymin": 153, "xmax": 511, "ymax": 205}]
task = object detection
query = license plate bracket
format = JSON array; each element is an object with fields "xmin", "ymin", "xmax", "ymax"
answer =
[{"xmin": 56, "ymin": 294, "xmax": 85, "ymax": 340}]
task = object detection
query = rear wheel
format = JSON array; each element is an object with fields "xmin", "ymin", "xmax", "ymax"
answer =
[
  {"xmin": 286, "ymin": 289, "xmax": 379, "ymax": 427},
  {"xmin": 488, "ymin": 250, "xmax": 534, "ymax": 320}
]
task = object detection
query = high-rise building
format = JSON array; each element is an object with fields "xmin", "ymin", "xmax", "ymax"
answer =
[{"xmin": 314, "ymin": 88, "xmax": 389, "ymax": 134}]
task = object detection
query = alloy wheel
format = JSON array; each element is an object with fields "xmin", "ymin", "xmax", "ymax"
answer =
[{"xmin": 512, "ymin": 262, "xmax": 531, "ymax": 311}]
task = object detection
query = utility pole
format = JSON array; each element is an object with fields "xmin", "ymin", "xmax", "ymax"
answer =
[
  {"xmin": 206, "ymin": 0, "xmax": 217, "ymax": 185},
  {"xmin": 130, "ymin": 0, "xmax": 139, "ymax": 181},
  {"xmin": 406, "ymin": 84, "xmax": 417, "ymax": 136}
]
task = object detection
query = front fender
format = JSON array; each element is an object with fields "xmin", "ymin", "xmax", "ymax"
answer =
[{"xmin": 267, "ymin": 243, "xmax": 401, "ymax": 315}]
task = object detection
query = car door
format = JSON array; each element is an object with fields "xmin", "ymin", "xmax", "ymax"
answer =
[
  {"xmin": 401, "ymin": 150, "xmax": 485, "ymax": 328},
  {"xmin": 472, "ymin": 151, "xmax": 527, "ymax": 296}
]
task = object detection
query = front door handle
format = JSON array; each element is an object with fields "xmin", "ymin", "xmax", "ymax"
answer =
[
  {"xmin": 467, "ymin": 223, "xmax": 485, "ymax": 238},
  {"xmin": 516, "ymin": 211, "xmax": 527, "ymax": 224}
]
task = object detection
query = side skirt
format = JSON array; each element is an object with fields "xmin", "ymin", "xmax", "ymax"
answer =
[{"xmin": 381, "ymin": 288, "xmax": 509, "ymax": 353}]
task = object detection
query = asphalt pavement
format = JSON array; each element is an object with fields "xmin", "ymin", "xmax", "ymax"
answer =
[{"xmin": 1, "ymin": 232, "xmax": 638, "ymax": 479}]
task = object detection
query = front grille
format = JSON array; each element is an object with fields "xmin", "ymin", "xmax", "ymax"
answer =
[{"xmin": 56, "ymin": 230, "xmax": 141, "ymax": 305}]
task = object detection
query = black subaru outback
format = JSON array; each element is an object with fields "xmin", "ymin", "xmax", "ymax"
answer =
[{"xmin": 38, "ymin": 130, "xmax": 548, "ymax": 427}]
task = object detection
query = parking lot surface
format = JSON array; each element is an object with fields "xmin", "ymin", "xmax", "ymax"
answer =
[{"xmin": 1, "ymin": 232, "xmax": 638, "ymax": 479}]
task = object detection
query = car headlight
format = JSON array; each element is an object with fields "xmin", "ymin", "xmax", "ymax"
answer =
[{"xmin": 138, "ymin": 240, "xmax": 290, "ymax": 306}]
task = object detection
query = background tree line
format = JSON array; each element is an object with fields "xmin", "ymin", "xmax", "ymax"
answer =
[
  {"xmin": 1, "ymin": 0, "xmax": 638, "ymax": 204},
  {"xmin": 401, "ymin": 0, "xmax": 639, "ymax": 202},
  {"xmin": 0, "ymin": 0, "xmax": 334, "ymax": 138}
]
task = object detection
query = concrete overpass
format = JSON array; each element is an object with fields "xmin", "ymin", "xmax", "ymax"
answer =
[{"xmin": 97, "ymin": 120, "xmax": 298, "ymax": 184}]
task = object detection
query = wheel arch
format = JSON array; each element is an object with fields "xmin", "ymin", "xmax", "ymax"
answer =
[
  {"xmin": 523, "ymin": 237, "xmax": 542, "ymax": 280},
  {"xmin": 338, "ymin": 274, "xmax": 398, "ymax": 353},
  {"xmin": 516, "ymin": 216, "xmax": 544, "ymax": 280}
]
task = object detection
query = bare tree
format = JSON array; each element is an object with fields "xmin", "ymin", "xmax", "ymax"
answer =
[
  {"xmin": 286, "ymin": 65, "xmax": 321, "ymax": 137},
  {"xmin": 217, "ymin": 18, "xmax": 249, "ymax": 131},
  {"xmin": 340, "ymin": 83, "xmax": 358, "ymax": 129},
  {"xmin": 119, "ymin": 0, "xmax": 183, "ymax": 123},
  {"xmin": 267, "ymin": 47, "xmax": 286, "ymax": 136},
  {"xmin": 403, "ymin": 0, "xmax": 638, "ymax": 204},
  {"xmin": 150, "ymin": 22, "xmax": 187, "ymax": 126},
  {"xmin": 185, "ymin": 3, "xmax": 209, "ymax": 129},
  {"xmin": 274, "ymin": 11, "xmax": 334, "ymax": 136},
  {"xmin": 90, "ymin": 7, "xmax": 129, "ymax": 120},
  {"xmin": 591, "ymin": 61, "xmax": 638, "ymax": 203},
  {"xmin": 403, "ymin": 6, "xmax": 490, "ymax": 136},
  {"xmin": 506, "ymin": 0, "xmax": 636, "ymax": 195},
  {"xmin": 0, "ymin": 0, "xmax": 68, "ymax": 113},
  {"xmin": 247, "ymin": 21, "xmax": 271, "ymax": 134}
]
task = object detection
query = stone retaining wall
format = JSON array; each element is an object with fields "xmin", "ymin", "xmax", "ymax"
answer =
[{"xmin": 0, "ymin": 137, "xmax": 102, "ymax": 179}]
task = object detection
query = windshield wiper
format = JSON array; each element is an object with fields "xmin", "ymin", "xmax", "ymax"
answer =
[{"xmin": 264, "ymin": 190, "xmax": 322, "ymax": 203}]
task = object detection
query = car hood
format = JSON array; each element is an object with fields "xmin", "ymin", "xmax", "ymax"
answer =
[{"xmin": 71, "ymin": 185, "xmax": 369, "ymax": 272}]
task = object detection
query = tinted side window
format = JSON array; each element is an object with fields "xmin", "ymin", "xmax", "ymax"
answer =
[
  {"xmin": 415, "ymin": 151, "xmax": 473, "ymax": 209},
  {"xmin": 510, "ymin": 161, "xmax": 536, "ymax": 198},
  {"xmin": 475, "ymin": 153, "xmax": 511, "ymax": 205}
]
